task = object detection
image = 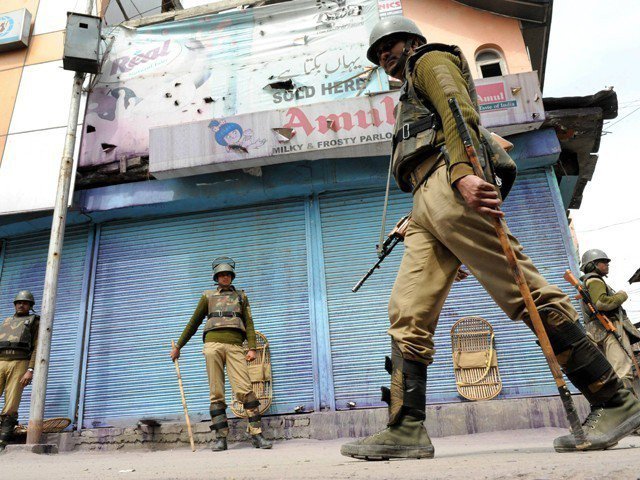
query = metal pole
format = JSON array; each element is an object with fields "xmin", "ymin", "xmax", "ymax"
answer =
[{"xmin": 26, "ymin": 0, "xmax": 94, "ymax": 446}]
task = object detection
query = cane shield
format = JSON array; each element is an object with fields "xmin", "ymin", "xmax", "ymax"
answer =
[{"xmin": 230, "ymin": 331, "xmax": 273, "ymax": 417}]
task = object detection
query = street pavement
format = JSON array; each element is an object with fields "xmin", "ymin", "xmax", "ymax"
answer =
[{"xmin": 2, "ymin": 428, "xmax": 640, "ymax": 480}]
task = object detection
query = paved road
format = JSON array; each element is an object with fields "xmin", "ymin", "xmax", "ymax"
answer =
[{"xmin": 3, "ymin": 428, "xmax": 640, "ymax": 480}]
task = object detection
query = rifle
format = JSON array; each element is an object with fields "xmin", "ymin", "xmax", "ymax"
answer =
[
  {"xmin": 563, "ymin": 269, "xmax": 640, "ymax": 377},
  {"xmin": 352, "ymin": 214, "xmax": 411, "ymax": 293},
  {"xmin": 448, "ymin": 97, "xmax": 589, "ymax": 449}
]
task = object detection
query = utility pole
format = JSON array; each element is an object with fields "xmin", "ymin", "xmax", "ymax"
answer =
[{"xmin": 26, "ymin": 0, "xmax": 95, "ymax": 446}]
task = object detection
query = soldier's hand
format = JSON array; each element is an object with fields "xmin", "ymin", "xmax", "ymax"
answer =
[
  {"xmin": 455, "ymin": 267, "xmax": 470, "ymax": 282},
  {"xmin": 20, "ymin": 370, "xmax": 33, "ymax": 388},
  {"xmin": 246, "ymin": 349, "xmax": 256, "ymax": 362},
  {"xmin": 170, "ymin": 346, "xmax": 181, "ymax": 361},
  {"xmin": 455, "ymin": 175, "xmax": 504, "ymax": 218}
]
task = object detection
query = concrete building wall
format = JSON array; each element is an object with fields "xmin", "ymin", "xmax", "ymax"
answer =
[
  {"xmin": 0, "ymin": 0, "xmax": 92, "ymax": 215},
  {"xmin": 403, "ymin": 0, "xmax": 532, "ymax": 77}
]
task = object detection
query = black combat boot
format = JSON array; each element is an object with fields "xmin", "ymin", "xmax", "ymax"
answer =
[
  {"xmin": 539, "ymin": 319, "xmax": 640, "ymax": 452},
  {"xmin": 250, "ymin": 433, "xmax": 273, "ymax": 449},
  {"xmin": 340, "ymin": 342, "xmax": 434, "ymax": 460},
  {"xmin": 211, "ymin": 435, "xmax": 228, "ymax": 451},
  {"xmin": 209, "ymin": 402, "xmax": 229, "ymax": 452},
  {"xmin": 0, "ymin": 415, "xmax": 17, "ymax": 452}
]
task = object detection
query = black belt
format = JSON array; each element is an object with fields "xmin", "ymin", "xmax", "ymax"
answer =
[
  {"xmin": 207, "ymin": 312, "xmax": 243, "ymax": 319},
  {"xmin": 393, "ymin": 115, "xmax": 438, "ymax": 145}
]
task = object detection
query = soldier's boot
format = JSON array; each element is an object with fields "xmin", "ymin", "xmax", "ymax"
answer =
[
  {"xmin": 0, "ymin": 414, "xmax": 17, "ymax": 452},
  {"xmin": 534, "ymin": 316, "xmax": 640, "ymax": 452},
  {"xmin": 209, "ymin": 402, "xmax": 229, "ymax": 452},
  {"xmin": 243, "ymin": 394, "xmax": 272, "ymax": 449},
  {"xmin": 250, "ymin": 433, "xmax": 273, "ymax": 449},
  {"xmin": 340, "ymin": 341, "xmax": 434, "ymax": 460},
  {"xmin": 210, "ymin": 434, "xmax": 228, "ymax": 452}
]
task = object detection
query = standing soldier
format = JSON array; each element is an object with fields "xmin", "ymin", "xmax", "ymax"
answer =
[
  {"xmin": 170, "ymin": 257, "xmax": 272, "ymax": 451},
  {"xmin": 0, "ymin": 291, "xmax": 39, "ymax": 452},
  {"xmin": 580, "ymin": 249, "xmax": 640, "ymax": 391},
  {"xmin": 341, "ymin": 16, "xmax": 640, "ymax": 460}
]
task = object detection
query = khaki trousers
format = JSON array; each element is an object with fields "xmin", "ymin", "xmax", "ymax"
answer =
[
  {"xmin": 600, "ymin": 322, "xmax": 634, "ymax": 385},
  {"xmin": 388, "ymin": 162, "xmax": 578, "ymax": 365},
  {"xmin": 203, "ymin": 342, "xmax": 261, "ymax": 435},
  {"xmin": 0, "ymin": 359, "xmax": 28, "ymax": 416}
]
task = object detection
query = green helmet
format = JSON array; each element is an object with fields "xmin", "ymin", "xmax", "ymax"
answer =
[
  {"xmin": 580, "ymin": 249, "xmax": 610, "ymax": 273},
  {"xmin": 366, "ymin": 16, "xmax": 426, "ymax": 65},
  {"xmin": 212, "ymin": 256, "xmax": 236, "ymax": 282},
  {"xmin": 14, "ymin": 290, "xmax": 35, "ymax": 305}
]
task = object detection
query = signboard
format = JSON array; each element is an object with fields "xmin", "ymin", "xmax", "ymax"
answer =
[
  {"xmin": 150, "ymin": 90, "xmax": 401, "ymax": 179},
  {"xmin": 80, "ymin": 0, "xmax": 388, "ymax": 169},
  {"xmin": 377, "ymin": 0, "xmax": 403, "ymax": 17},
  {"xmin": 0, "ymin": 8, "xmax": 32, "ymax": 52},
  {"xmin": 475, "ymin": 72, "xmax": 545, "ymax": 136},
  {"xmin": 150, "ymin": 72, "xmax": 545, "ymax": 179}
]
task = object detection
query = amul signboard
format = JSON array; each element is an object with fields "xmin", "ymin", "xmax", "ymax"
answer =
[
  {"xmin": 149, "ymin": 90, "xmax": 402, "ymax": 179},
  {"xmin": 0, "ymin": 9, "xmax": 32, "ymax": 53}
]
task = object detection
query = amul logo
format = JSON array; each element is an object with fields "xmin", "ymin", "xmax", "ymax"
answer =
[{"xmin": 0, "ymin": 16, "xmax": 15, "ymax": 39}]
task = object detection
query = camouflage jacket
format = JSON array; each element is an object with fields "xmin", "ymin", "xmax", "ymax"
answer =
[{"xmin": 0, "ymin": 314, "xmax": 39, "ymax": 367}]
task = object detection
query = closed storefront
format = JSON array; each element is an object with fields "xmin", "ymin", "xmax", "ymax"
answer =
[
  {"xmin": 0, "ymin": 226, "xmax": 91, "ymax": 421},
  {"xmin": 319, "ymin": 170, "xmax": 578, "ymax": 409},
  {"xmin": 78, "ymin": 201, "xmax": 316, "ymax": 427}
]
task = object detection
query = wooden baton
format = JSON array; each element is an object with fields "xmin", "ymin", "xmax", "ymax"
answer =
[
  {"xmin": 448, "ymin": 98, "xmax": 589, "ymax": 449},
  {"xmin": 172, "ymin": 340, "xmax": 196, "ymax": 452}
]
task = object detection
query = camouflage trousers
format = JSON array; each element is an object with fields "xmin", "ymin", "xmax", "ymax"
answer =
[
  {"xmin": 203, "ymin": 342, "xmax": 261, "ymax": 436},
  {"xmin": 0, "ymin": 359, "xmax": 28, "ymax": 416},
  {"xmin": 388, "ymin": 161, "xmax": 579, "ymax": 366}
]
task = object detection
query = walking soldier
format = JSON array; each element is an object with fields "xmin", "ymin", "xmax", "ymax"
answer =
[
  {"xmin": 170, "ymin": 257, "xmax": 272, "ymax": 451},
  {"xmin": 580, "ymin": 249, "xmax": 640, "ymax": 391},
  {"xmin": 0, "ymin": 291, "xmax": 39, "ymax": 452},
  {"xmin": 341, "ymin": 16, "xmax": 640, "ymax": 459}
]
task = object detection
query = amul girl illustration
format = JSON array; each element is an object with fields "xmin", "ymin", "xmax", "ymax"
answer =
[{"xmin": 209, "ymin": 119, "xmax": 266, "ymax": 153}]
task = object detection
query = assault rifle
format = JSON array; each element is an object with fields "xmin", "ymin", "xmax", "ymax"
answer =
[
  {"xmin": 352, "ymin": 214, "xmax": 412, "ymax": 293},
  {"xmin": 564, "ymin": 269, "xmax": 640, "ymax": 376}
]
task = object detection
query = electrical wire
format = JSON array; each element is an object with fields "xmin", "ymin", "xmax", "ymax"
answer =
[
  {"xmin": 605, "ymin": 105, "xmax": 640, "ymax": 129},
  {"xmin": 576, "ymin": 217, "xmax": 640, "ymax": 233}
]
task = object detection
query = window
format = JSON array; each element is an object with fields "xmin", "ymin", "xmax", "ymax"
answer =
[{"xmin": 475, "ymin": 49, "xmax": 507, "ymax": 78}]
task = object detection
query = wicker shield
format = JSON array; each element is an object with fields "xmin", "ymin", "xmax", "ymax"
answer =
[
  {"xmin": 450, "ymin": 316, "xmax": 502, "ymax": 401},
  {"xmin": 230, "ymin": 331, "xmax": 273, "ymax": 417},
  {"xmin": 14, "ymin": 417, "xmax": 72, "ymax": 435}
]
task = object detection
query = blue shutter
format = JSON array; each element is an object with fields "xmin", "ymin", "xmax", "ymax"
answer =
[
  {"xmin": 0, "ymin": 226, "xmax": 91, "ymax": 420},
  {"xmin": 319, "ymin": 170, "xmax": 576, "ymax": 408},
  {"xmin": 81, "ymin": 201, "xmax": 314, "ymax": 427}
]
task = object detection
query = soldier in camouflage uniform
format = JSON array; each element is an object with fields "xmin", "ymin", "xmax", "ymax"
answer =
[
  {"xmin": 0, "ymin": 291, "xmax": 39, "ymax": 452},
  {"xmin": 341, "ymin": 16, "xmax": 640, "ymax": 460},
  {"xmin": 580, "ymin": 249, "xmax": 640, "ymax": 392},
  {"xmin": 170, "ymin": 257, "xmax": 272, "ymax": 451}
]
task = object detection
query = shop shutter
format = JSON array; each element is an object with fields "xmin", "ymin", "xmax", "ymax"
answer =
[
  {"xmin": 0, "ymin": 226, "xmax": 91, "ymax": 420},
  {"xmin": 319, "ymin": 170, "xmax": 576, "ymax": 408},
  {"xmin": 81, "ymin": 201, "xmax": 314, "ymax": 426}
]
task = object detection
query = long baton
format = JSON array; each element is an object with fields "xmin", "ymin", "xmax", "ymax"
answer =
[
  {"xmin": 448, "ymin": 98, "xmax": 589, "ymax": 449},
  {"xmin": 172, "ymin": 340, "xmax": 196, "ymax": 452}
]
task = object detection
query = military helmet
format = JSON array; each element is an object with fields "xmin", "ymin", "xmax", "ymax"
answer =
[
  {"xmin": 580, "ymin": 249, "xmax": 610, "ymax": 273},
  {"xmin": 14, "ymin": 290, "xmax": 35, "ymax": 305},
  {"xmin": 212, "ymin": 256, "xmax": 236, "ymax": 281},
  {"xmin": 366, "ymin": 16, "xmax": 426, "ymax": 65}
]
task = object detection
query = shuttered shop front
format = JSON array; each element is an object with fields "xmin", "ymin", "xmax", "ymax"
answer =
[
  {"xmin": 0, "ymin": 226, "xmax": 91, "ymax": 421},
  {"xmin": 80, "ymin": 201, "xmax": 314, "ymax": 427},
  {"xmin": 320, "ymin": 170, "xmax": 576, "ymax": 409}
]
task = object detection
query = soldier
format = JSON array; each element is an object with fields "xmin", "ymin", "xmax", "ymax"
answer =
[
  {"xmin": 0, "ymin": 291, "xmax": 39, "ymax": 452},
  {"xmin": 170, "ymin": 257, "xmax": 272, "ymax": 451},
  {"xmin": 580, "ymin": 249, "xmax": 640, "ymax": 391},
  {"xmin": 341, "ymin": 16, "xmax": 640, "ymax": 460}
]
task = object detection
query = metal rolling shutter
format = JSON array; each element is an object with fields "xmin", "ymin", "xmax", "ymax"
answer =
[
  {"xmin": 320, "ymin": 170, "xmax": 576, "ymax": 409},
  {"xmin": 81, "ymin": 201, "xmax": 313, "ymax": 427},
  {"xmin": 0, "ymin": 226, "xmax": 90, "ymax": 420}
]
